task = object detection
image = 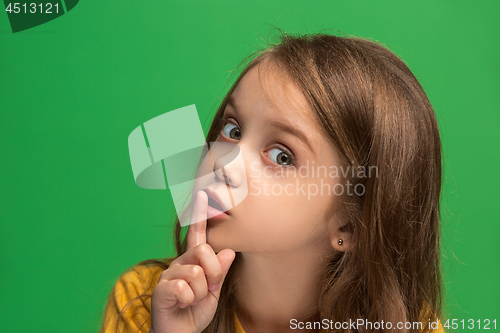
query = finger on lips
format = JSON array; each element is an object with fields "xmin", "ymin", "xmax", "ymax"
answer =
[
  {"xmin": 186, "ymin": 191, "xmax": 208, "ymax": 250},
  {"xmin": 163, "ymin": 190, "xmax": 224, "ymax": 307}
]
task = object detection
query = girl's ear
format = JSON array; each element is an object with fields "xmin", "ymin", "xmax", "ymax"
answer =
[{"xmin": 329, "ymin": 223, "xmax": 353, "ymax": 252}]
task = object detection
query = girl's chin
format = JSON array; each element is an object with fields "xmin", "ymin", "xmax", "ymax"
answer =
[
  {"xmin": 206, "ymin": 235, "xmax": 237, "ymax": 254},
  {"xmin": 206, "ymin": 230, "xmax": 222, "ymax": 252}
]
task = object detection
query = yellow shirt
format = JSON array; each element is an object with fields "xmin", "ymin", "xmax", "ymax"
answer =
[
  {"xmin": 99, "ymin": 264, "xmax": 164, "ymax": 333},
  {"xmin": 234, "ymin": 314, "xmax": 245, "ymax": 333},
  {"xmin": 99, "ymin": 263, "xmax": 444, "ymax": 333}
]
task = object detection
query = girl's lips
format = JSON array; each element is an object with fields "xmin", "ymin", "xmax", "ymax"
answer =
[
  {"xmin": 207, "ymin": 204, "xmax": 229, "ymax": 220},
  {"xmin": 203, "ymin": 188, "xmax": 230, "ymax": 215}
]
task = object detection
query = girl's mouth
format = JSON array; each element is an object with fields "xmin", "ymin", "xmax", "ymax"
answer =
[
  {"xmin": 208, "ymin": 196, "xmax": 224, "ymax": 211},
  {"xmin": 207, "ymin": 196, "xmax": 229, "ymax": 219}
]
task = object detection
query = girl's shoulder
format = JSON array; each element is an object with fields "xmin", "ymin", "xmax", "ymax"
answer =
[
  {"xmin": 114, "ymin": 258, "xmax": 175, "ymax": 297},
  {"xmin": 99, "ymin": 258, "xmax": 176, "ymax": 333}
]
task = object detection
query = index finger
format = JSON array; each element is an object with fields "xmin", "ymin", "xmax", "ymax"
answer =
[{"xmin": 186, "ymin": 190, "xmax": 208, "ymax": 250}]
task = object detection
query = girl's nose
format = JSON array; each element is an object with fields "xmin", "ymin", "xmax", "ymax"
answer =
[{"xmin": 211, "ymin": 142, "xmax": 245, "ymax": 188}]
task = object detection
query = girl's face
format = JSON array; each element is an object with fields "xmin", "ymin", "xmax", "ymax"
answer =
[{"xmin": 203, "ymin": 62, "xmax": 342, "ymax": 255}]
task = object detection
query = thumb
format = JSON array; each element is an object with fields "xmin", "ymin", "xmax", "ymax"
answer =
[{"xmin": 211, "ymin": 249, "xmax": 236, "ymax": 296}]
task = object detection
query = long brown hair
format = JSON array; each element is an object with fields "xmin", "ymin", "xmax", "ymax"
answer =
[{"xmin": 103, "ymin": 31, "xmax": 443, "ymax": 333}]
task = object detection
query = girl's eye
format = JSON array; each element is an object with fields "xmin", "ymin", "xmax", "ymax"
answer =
[
  {"xmin": 217, "ymin": 117, "xmax": 294, "ymax": 167},
  {"xmin": 222, "ymin": 123, "xmax": 242, "ymax": 140},
  {"xmin": 268, "ymin": 147, "xmax": 293, "ymax": 166}
]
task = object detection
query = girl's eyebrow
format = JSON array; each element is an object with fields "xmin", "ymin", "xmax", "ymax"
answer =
[
  {"xmin": 226, "ymin": 96, "xmax": 316, "ymax": 157},
  {"xmin": 269, "ymin": 121, "xmax": 316, "ymax": 157}
]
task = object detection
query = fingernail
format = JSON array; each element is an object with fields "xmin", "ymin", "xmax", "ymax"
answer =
[{"xmin": 210, "ymin": 283, "xmax": 220, "ymax": 291}]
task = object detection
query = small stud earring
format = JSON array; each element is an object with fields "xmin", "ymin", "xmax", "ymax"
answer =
[{"xmin": 338, "ymin": 239, "xmax": 343, "ymax": 245}]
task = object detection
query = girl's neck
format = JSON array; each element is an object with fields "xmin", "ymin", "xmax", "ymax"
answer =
[{"xmin": 233, "ymin": 246, "xmax": 331, "ymax": 333}]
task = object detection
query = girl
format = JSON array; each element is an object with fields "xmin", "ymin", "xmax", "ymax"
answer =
[{"xmin": 100, "ymin": 32, "xmax": 444, "ymax": 333}]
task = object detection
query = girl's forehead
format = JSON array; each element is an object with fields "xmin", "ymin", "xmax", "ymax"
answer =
[{"xmin": 233, "ymin": 63, "xmax": 318, "ymax": 126}]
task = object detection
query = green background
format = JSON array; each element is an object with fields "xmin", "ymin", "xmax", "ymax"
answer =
[{"xmin": 1, "ymin": 1, "xmax": 498, "ymax": 332}]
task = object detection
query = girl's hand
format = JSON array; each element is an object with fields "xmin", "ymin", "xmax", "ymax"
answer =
[{"xmin": 149, "ymin": 191, "xmax": 236, "ymax": 333}]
